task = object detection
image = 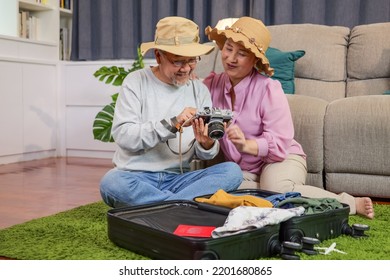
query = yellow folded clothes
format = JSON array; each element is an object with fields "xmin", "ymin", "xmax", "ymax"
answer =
[{"xmin": 195, "ymin": 189, "xmax": 273, "ymax": 208}]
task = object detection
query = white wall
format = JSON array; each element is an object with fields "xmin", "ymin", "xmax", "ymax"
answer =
[
  {"xmin": 0, "ymin": 36, "xmax": 58, "ymax": 165},
  {"xmin": 59, "ymin": 59, "xmax": 155, "ymax": 159},
  {"xmin": 0, "ymin": 33, "xmax": 155, "ymax": 165}
]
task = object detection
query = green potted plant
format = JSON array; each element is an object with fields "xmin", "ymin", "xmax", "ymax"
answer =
[{"xmin": 92, "ymin": 48, "xmax": 144, "ymax": 142}]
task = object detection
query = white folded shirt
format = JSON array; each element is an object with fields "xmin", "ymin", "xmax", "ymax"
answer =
[{"xmin": 212, "ymin": 206, "xmax": 305, "ymax": 238}]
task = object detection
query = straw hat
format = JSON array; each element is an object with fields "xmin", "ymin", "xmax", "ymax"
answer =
[
  {"xmin": 205, "ymin": 17, "xmax": 274, "ymax": 76},
  {"xmin": 140, "ymin": 16, "xmax": 214, "ymax": 57}
]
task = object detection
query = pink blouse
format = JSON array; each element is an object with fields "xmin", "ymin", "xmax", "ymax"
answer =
[{"xmin": 203, "ymin": 69, "xmax": 305, "ymax": 174}]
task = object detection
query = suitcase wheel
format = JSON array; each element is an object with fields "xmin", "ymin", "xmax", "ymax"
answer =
[
  {"xmin": 281, "ymin": 253, "xmax": 300, "ymax": 260},
  {"xmin": 351, "ymin": 223, "xmax": 370, "ymax": 238},
  {"xmin": 286, "ymin": 229, "xmax": 304, "ymax": 244},
  {"xmin": 342, "ymin": 223, "xmax": 370, "ymax": 238},
  {"xmin": 280, "ymin": 241, "xmax": 302, "ymax": 260},
  {"xmin": 301, "ymin": 236, "xmax": 320, "ymax": 255},
  {"xmin": 269, "ymin": 239, "xmax": 301, "ymax": 260},
  {"xmin": 195, "ymin": 250, "xmax": 219, "ymax": 260}
]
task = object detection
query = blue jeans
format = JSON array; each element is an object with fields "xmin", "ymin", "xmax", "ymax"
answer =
[{"xmin": 100, "ymin": 162, "xmax": 243, "ymax": 208}]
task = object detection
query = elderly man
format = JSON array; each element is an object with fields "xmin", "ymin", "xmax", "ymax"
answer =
[{"xmin": 100, "ymin": 17, "xmax": 243, "ymax": 207}]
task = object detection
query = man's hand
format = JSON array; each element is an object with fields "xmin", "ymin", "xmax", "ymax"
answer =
[
  {"xmin": 192, "ymin": 118, "xmax": 215, "ymax": 150},
  {"xmin": 176, "ymin": 107, "xmax": 197, "ymax": 127}
]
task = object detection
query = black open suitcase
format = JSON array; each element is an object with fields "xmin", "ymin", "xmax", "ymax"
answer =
[
  {"xmin": 107, "ymin": 200, "xmax": 283, "ymax": 260},
  {"xmin": 107, "ymin": 189, "xmax": 369, "ymax": 259}
]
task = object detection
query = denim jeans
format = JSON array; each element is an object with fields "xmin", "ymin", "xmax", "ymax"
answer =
[{"xmin": 100, "ymin": 162, "xmax": 243, "ymax": 207}]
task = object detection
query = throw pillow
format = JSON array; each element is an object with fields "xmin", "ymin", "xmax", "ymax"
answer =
[
  {"xmin": 265, "ymin": 47, "xmax": 305, "ymax": 94},
  {"xmin": 384, "ymin": 90, "xmax": 390, "ymax": 95}
]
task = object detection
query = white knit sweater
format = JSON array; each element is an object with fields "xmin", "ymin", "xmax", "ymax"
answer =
[{"xmin": 111, "ymin": 67, "xmax": 219, "ymax": 173}]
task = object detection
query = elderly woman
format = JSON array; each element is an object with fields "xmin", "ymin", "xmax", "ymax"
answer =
[{"xmin": 204, "ymin": 16, "xmax": 374, "ymax": 219}]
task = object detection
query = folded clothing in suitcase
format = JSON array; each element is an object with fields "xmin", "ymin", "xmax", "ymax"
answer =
[
  {"xmin": 197, "ymin": 189, "xmax": 368, "ymax": 244},
  {"xmin": 107, "ymin": 200, "xmax": 283, "ymax": 260}
]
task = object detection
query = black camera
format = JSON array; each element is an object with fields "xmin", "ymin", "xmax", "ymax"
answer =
[{"xmin": 196, "ymin": 107, "xmax": 233, "ymax": 140}]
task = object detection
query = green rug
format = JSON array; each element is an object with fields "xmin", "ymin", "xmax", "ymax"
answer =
[{"xmin": 0, "ymin": 202, "xmax": 389, "ymax": 260}]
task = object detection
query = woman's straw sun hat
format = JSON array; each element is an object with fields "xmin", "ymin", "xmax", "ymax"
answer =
[{"xmin": 205, "ymin": 17, "xmax": 274, "ymax": 76}]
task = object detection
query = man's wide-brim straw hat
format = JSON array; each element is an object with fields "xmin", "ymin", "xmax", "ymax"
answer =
[
  {"xmin": 140, "ymin": 16, "xmax": 214, "ymax": 57},
  {"xmin": 205, "ymin": 17, "xmax": 274, "ymax": 76}
]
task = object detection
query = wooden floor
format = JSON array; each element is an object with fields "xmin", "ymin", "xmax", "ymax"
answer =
[
  {"xmin": 0, "ymin": 157, "xmax": 113, "ymax": 229},
  {"xmin": 1, "ymin": 156, "xmax": 389, "ymax": 231}
]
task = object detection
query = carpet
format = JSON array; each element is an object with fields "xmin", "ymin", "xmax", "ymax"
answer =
[{"xmin": 0, "ymin": 201, "xmax": 389, "ymax": 260}]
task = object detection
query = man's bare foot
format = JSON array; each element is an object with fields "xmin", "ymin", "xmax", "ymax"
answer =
[{"xmin": 355, "ymin": 197, "xmax": 374, "ymax": 219}]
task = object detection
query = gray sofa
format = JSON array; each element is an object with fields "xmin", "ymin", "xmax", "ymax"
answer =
[{"xmin": 196, "ymin": 22, "xmax": 390, "ymax": 199}]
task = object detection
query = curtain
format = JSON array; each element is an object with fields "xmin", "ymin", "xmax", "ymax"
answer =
[{"xmin": 71, "ymin": 0, "xmax": 390, "ymax": 61}]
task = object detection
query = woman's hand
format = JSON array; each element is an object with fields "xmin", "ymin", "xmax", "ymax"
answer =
[
  {"xmin": 192, "ymin": 118, "xmax": 215, "ymax": 150},
  {"xmin": 226, "ymin": 124, "xmax": 258, "ymax": 156}
]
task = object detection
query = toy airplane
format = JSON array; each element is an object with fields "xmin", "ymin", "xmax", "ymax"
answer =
[{"xmin": 315, "ymin": 242, "xmax": 347, "ymax": 255}]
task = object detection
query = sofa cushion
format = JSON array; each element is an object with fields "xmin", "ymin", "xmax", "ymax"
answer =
[
  {"xmin": 286, "ymin": 95, "xmax": 329, "ymax": 188},
  {"xmin": 347, "ymin": 78, "xmax": 390, "ymax": 98},
  {"xmin": 324, "ymin": 96, "xmax": 390, "ymax": 198},
  {"xmin": 325, "ymin": 95, "xmax": 390, "ymax": 174},
  {"xmin": 348, "ymin": 23, "xmax": 390, "ymax": 80},
  {"xmin": 268, "ymin": 24, "xmax": 350, "ymax": 101},
  {"xmin": 266, "ymin": 47, "xmax": 305, "ymax": 94},
  {"xmin": 347, "ymin": 22, "xmax": 390, "ymax": 97},
  {"xmin": 294, "ymin": 79, "xmax": 347, "ymax": 102}
]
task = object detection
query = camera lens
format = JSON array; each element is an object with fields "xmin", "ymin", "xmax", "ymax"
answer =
[{"xmin": 208, "ymin": 121, "xmax": 224, "ymax": 140}]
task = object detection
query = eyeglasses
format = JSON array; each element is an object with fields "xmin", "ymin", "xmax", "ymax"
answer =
[{"xmin": 159, "ymin": 50, "xmax": 201, "ymax": 68}]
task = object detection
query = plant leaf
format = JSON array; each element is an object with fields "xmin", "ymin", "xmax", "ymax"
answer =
[
  {"xmin": 93, "ymin": 66, "xmax": 129, "ymax": 86},
  {"xmin": 111, "ymin": 93, "xmax": 119, "ymax": 103},
  {"xmin": 92, "ymin": 47, "xmax": 145, "ymax": 143},
  {"xmin": 92, "ymin": 103, "xmax": 116, "ymax": 142}
]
